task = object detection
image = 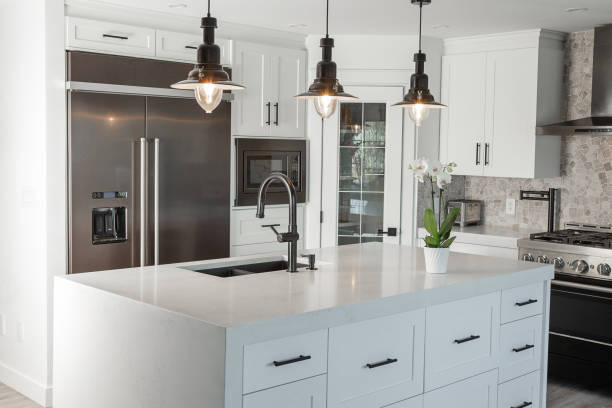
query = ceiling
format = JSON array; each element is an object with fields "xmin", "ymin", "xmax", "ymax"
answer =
[{"xmin": 86, "ymin": 0, "xmax": 612, "ymax": 38}]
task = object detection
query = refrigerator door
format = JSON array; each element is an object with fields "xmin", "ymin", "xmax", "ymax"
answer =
[
  {"xmin": 146, "ymin": 97, "xmax": 231, "ymax": 265},
  {"xmin": 69, "ymin": 92, "xmax": 146, "ymax": 273}
]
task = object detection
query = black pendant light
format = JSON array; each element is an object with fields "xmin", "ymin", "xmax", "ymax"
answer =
[
  {"xmin": 171, "ymin": 0, "xmax": 244, "ymax": 113},
  {"xmin": 295, "ymin": 0, "xmax": 357, "ymax": 119},
  {"xmin": 393, "ymin": 0, "xmax": 446, "ymax": 126}
]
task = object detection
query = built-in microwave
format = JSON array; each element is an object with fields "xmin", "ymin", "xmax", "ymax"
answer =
[{"xmin": 235, "ymin": 138, "xmax": 306, "ymax": 206}]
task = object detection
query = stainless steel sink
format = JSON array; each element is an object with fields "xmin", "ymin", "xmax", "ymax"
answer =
[{"xmin": 182, "ymin": 259, "xmax": 308, "ymax": 278}]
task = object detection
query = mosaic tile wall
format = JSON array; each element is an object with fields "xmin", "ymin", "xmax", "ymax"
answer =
[
  {"xmin": 417, "ymin": 30, "xmax": 611, "ymax": 231},
  {"xmin": 463, "ymin": 30, "xmax": 612, "ymax": 231}
]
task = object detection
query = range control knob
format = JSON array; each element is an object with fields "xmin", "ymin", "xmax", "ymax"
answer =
[
  {"xmin": 570, "ymin": 259, "xmax": 589, "ymax": 274},
  {"xmin": 553, "ymin": 257, "xmax": 565, "ymax": 269},
  {"xmin": 522, "ymin": 253, "xmax": 534, "ymax": 262},
  {"xmin": 536, "ymin": 255, "xmax": 550, "ymax": 264},
  {"xmin": 597, "ymin": 263, "xmax": 612, "ymax": 276}
]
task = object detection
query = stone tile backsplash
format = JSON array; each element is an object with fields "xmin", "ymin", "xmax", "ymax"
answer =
[{"xmin": 417, "ymin": 30, "xmax": 612, "ymax": 232}]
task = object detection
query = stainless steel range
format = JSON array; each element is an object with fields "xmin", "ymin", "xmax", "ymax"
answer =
[{"xmin": 518, "ymin": 222, "xmax": 612, "ymax": 387}]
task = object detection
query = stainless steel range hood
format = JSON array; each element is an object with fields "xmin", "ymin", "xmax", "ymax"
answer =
[{"xmin": 537, "ymin": 25, "xmax": 612, "ymax": 136}]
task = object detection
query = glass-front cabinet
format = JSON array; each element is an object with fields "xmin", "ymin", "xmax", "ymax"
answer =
[{"xmin": 337, "ymin": 102, "xmax": 388, "ymax": 245}]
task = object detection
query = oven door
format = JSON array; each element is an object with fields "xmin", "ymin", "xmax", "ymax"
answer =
[
  {"xmin": 236, "ymin": 138, "xmax": 306, "ymax": 206},
  {"xmin": 549, "ymin": 279, "xmax": 612, "ymax": 384}
]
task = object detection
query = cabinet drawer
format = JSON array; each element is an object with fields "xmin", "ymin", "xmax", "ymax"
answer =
[
  {"xmin": 231, "ymin": 206, "xmax": 304, "ymax": 246},
  {"xmin": 383, "ymin": 395, "xmax": 423, "ymax": 408},
  {"xmin": 156, "ymin": 30, "xmax": 232, "ymax": 65},
  {"xmin": 499, "ymin": 316, "xmax": 543, "ymax": 383},
  {"xmin": 501, "ymin": 282, "xmax": 544, "ymax": 324},
  {"xmin": 243, "ymin": 330, "xmax": 327, "ymax": 394},
  {"xmin": 66, "ymin": 17, "xmax": 155, "ymax": 57},
  {"xmin": 243, "ymin": 375, "xmax": 326, "ymax": 408},
  {"xmin": 425, "ymin": 292, "xmax": 500, "ymax": 391},
  {"xmin": 328, "ymin": 310, "xmax": 425, "ymax": 407},
  {"xmin": 498, "ymin": 371, "xmax": 541, "ymax": 408},
  {"xmin": 424, "ymin": 369, "xmax": 498, "ymax": 408}
]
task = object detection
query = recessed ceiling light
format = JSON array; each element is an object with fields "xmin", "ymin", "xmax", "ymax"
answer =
[
  {"xmin": 432, "ymin": 24, "xmax": 449, "ymax": 30},
  {"xmin": 168, "ymin": 3, "xmax": 188, "ymax": 8},
  {"xmin": 288, "ymin": 23, "xmax": 308, "ymax": 29},
  {"xmin": 564, "ymin": 7, "xmax": 589, "ymax": 13}
]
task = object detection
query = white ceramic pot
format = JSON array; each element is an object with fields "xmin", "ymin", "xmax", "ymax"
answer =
[{"xmin": 423, "ymin": 247, "xmax": 450, "ymax": 274}]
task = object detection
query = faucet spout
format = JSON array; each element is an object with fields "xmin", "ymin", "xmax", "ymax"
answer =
[{"xmin": 256, "ymin": 173, "xmax": 299, "ymax": 272}]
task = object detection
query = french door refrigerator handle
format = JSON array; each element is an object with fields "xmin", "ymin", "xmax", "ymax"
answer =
[
  {"xmin": 140, "ymin": 138, "xmax": 146, "ymax": 267},
  {"xmin": 154, "ymin": 138, "xmax": 160, "ymax": 266}
]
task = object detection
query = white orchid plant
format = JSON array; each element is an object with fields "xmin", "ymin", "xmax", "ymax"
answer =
[{"xmin": 408, "ymin": 158, "xmax": 461, "ymax": 249}]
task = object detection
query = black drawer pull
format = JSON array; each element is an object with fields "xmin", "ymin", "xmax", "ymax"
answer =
[
  {"xmin": 102, "ymin": 34, "xmax": 129, "ymax": 40},
  {"xmin": 454, "ymin": 334, "xmax": 480, "ymax": 344},
  {"xmin": 511, "ymin": 401, "xmax": 532, "ymax": 408},
  {"xmin": 515, "ymin": 299, "xmax": 538, "ymax": 307},
  {"xmin": 185, "ymin": 45, "xmax": 198, "ymax": 50},
  {"xmin": 512, "ymin": 344, "xmax": 535, "ymax": 353},
  {"xmin": 366, "ymin": 358, "xmax": 398, "ymax": 369},
  {"xmin": 272, "ymin": 355, "xmax": 311, "ymax": 367}
]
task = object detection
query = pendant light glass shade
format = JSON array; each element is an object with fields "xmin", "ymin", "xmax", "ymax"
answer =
[
  {"xmin": 295, "ymin": 0, "xmax": 357, "ymax": 119},
  {"xmin": 171, "ymin": 1, "xmax": 244, "ymax": 113},
  {"xmin": 393, "ymin": 0, "xmax": 446, "ymax": 126}
]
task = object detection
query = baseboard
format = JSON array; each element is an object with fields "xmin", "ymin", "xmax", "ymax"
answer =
[{"xmin": 0, "ymin": 361, "xmax": 53, "ymax": 407}]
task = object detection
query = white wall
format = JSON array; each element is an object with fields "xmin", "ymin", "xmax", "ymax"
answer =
[
  {"xmin": 304, "ymin": 35, "xmax": 443, "ymax": 250},
  {"xmin": 0, "ymin": 0, "xmax": 65, "ymax": 406}
]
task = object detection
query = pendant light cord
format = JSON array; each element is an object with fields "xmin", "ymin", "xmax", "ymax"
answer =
[
  {"xmin": 325, "ymin": 0, "xmax": 330, "ymax": 38},
  {"xmin": 207, "ymin": 0, "xmax": 211, "ymax": 17},
  {"xmin": 418, "ymin": 0, "xmax": 423, "ymax": 52}
]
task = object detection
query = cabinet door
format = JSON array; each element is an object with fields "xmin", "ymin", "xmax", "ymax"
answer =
[
  {"xmin": 440, "ymin": 53, "xmax": 487, "ymax": 176},
  {"xmin": 483, "ymin": 48, "xmax": 538, "ymax": 178},
  {"xmin": 232, "ymin": 42, "xmax": 269, "ymax": 136},
  {"xmin": 243, "ymin": 375, "xmax": 326, "ymax": 408},
  {"xmin": 424, "ymin": 369, "xmax": 498, "ymax": 408},
  {"xmin": 268, "ymin": 50, "xmax": 307, "ymax": 138}
]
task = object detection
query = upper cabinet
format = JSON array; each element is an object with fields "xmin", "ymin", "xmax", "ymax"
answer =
[
  {"xmin": 232, "ymin": 41, "xmax": 307, "ymax": 138},
  {"xmin": 66, "ymin": 17, "xmax": 231, "ymax": 66},
  {"xmin": 440, "ymin": 30, "xmax": 566, "ymax": 178}
]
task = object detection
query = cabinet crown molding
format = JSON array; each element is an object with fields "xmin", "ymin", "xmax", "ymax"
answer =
[{"xmin": 443, "ymin": 29, "xmax": 567, "ymax": 55}]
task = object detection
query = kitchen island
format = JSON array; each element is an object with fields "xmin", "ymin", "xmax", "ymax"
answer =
[{"xmin": 54, "ymin": 243, "xmax": 553, "ymax": 408}]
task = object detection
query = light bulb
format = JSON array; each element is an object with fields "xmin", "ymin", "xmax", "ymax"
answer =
[
  {"xmin": 313, "ymin": 94, "xmax": 338, "ymax": 119},
  {"xmin": 408, "ymin": 103, "xmax": 430, "ymax": 127},
  {"xmin": 194, "ymin": 83, "xmax": 223, "ymax": 113}
]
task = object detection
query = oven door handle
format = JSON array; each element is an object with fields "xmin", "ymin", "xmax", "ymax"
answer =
[{"xmin": 552, "ymin": 279, "xmax": 612, "ymax": 295}]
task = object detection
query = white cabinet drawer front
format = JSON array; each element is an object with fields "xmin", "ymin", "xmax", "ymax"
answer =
[
  {"xmin": 243, "ymin": 330, "xmax": 327, "ymax": 394},
  {"xmin": 328, "ymin": 310, "xmax": 425, "ymax": 407},
  {"xmin": 383, "ymin": 395, "xmax": 423, "ymax": 408},
  {"xmin": 424, "ymin": 369, "xmax": 498, "ymax": 408},
  {"xmin": 425, "ymin": 292, "xmax": 500, "ymax": 391},
  {"xmin": 243, "ymin": 374, "xmax": 326, "ymax": 408},
  {"xmin": 156, "ymin": 31, "xmax": 231, "ymax": 65},
  {"xmin": 499, "ymin": 316, "xmax": 543, "ymax": 383},
  {"xmin": 66, "ymin": 17, "xmax": 155, "ymax": 57},
  {"xmin": 498, "ymin": 371, "xmax": 541, "ymax": 408},
  {"xmin": 232, "ymin": 206, "xmax": 304, "ymax": 246},
  {"xmin": 501, "ymin": 282, "xmax": 544, "ymax": 324},
  {"xmin": 155, "ymin": 30, "xmax": 200, "ymax": 62}
]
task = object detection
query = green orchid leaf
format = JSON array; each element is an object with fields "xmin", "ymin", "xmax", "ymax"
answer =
[
  {"xmin": 439, "ymin": 207, "xmax": 460, "ymax": 239},
  {"xmin": 424, "ymin": 235, "xmax": 440, "ymax": 248},
  {"xmin": 440, "ymin": 236, "xmax": 456, "ymax": 248},
  {"xmin": 424, "ymin": 208, "xmax": 439, "ymax": 238}
]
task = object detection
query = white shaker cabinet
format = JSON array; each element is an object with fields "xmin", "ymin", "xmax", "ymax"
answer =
[
  {"xmin": 440, "ymin": 30, "xmax": 566, "ymax": 178},
  {"xmin": 242, "ymin": 375, "xmax": 327, "ymax": 408},
  {"xmin": 155, "ymin": 30, "xmax": 231, "ymax": 66},
  {"xmin": 232, "ymin": 41, "xmax": 306, "ymax": 138}
]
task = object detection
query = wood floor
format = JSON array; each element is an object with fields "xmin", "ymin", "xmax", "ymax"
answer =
[
  {"xmin": 1, "ymin": 379, "xmax": 611, "ymax": 407},
  {"xmin": 0, "ymin": 383, "xmax": 39, "ymax": 408}
]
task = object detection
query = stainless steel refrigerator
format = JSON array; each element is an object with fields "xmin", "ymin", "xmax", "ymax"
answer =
[{"xmin": 68, "ymin": 92, "xmax": 231, "ymax": 274}]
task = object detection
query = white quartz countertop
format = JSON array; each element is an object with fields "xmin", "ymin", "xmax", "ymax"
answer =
[
  {"xmin": 418, "ymin": 225, "xmax": 535, "ymax": 248},
  {"xmin": 60, "ymin": 243, "xmax": 553, "ymax": 328}
]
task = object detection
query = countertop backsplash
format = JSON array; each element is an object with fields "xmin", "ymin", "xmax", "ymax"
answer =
[{"xmin": 418, "ymin": 30, "xmax": 612, "ymax": 232}]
